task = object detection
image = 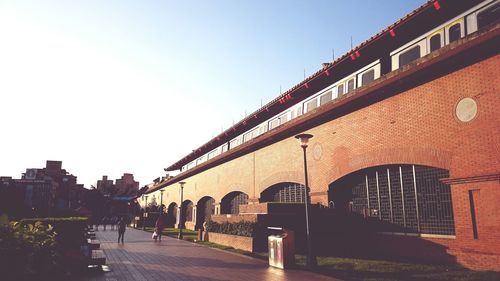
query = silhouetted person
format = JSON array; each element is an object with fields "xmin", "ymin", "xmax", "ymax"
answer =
[
  {"xmin": 118, "ymin": 217, "xmax": 126, "ymax": 243},
  {"xmin": 155, "ymin": 215, "xmax": 165, "ymax": 241}
]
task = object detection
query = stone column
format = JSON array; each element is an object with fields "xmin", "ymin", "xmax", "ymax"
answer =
[{"xmin": 192, "ymin": 206, "xmax": 197, "ymax": 225}]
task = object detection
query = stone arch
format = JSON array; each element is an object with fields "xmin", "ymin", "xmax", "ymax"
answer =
[
  {"xmin": 258, "ymin": 171, "xmax": 303, "ymax": 196},
  {"xmin": 166, "ymin": 202, "xmax": 177, "ymax": 227},
  {"xmin": 331, "ymin": 147, "xmax": 453, "ymax": 185},
  {"xmin": 220, "ymin": 191, "xmax": 249, "ymax": 214},
  {"xmin": 196, "ymin": 196, "xmax": 215, "ymax": 229},
  {"xmin": 260, "ymin": 182, "xmax": 305, "ymax": 203},
  {"xmin": 328, "ymin": 164, "xmax": 455, "ymax": 235}
]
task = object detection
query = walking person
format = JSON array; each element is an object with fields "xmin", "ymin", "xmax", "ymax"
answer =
[
  {"xmin": 155, "ymin": 214, "xmax": 165, "ymax": 241},
  {"xmin": 118, "ymin": 217, "xmax": 126, "ymax": 243}
]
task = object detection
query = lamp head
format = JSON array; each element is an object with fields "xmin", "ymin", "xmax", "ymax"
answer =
[
  {"xmin": 179, "ymin": 181, "xmax": 186, "ymax": 188},
  {"xmin": 295, "ymin": 133, "xmax": 313, "ymax": 148}
]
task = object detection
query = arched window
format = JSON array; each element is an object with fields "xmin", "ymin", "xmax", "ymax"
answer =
[
  {"xmin": 182, "ymin": 201, "xmax": 193, "ymax": 222},
  {"xmin": 448, "ymin": 23, "xmax": 461, "ymax": 43},
  {"xmin": 430, "ymin": 33, "xmax": 441, "ymax": 52},
  {"xmin": 261, "ymin": 182, "xmax": 305, "ymax": 203},
  {"xmin": 329, "ymin": 165, "xmax": 454, "ymax": 235},
  {"xmin": 221, "ymin": 192, "xmax": 249, "ymax": 214}
]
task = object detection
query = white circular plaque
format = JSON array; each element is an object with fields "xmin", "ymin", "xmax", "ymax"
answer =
[{"xmin": 455, "ymin": 97, "xmax": 477, "ymax": 122}]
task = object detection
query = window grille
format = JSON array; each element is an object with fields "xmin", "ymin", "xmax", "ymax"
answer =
[
  {"xmin": 261, "ymin": 182, "xmax": 305, "ymax": 203},
  {"xmin": 221, "ymin": 192, "xmax": 249, "ymax": 214},
  {"xmin": 415, "ymin": 166, "xmax": 455, "ymax": 235},
  {"xmin": 378, "ymin": 170, "xmax": 392, "ymax": 222},
  {"xmin": 345, "ymin": 165, "xmax": 454, "ymax": 235}
]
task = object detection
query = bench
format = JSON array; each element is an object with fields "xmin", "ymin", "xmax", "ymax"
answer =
[
  {"xmin": 89, "ymin": 249, "xmax": 106, "ymax": 266},
  {"xmin": 87, "ymin": 230, "xmax": 96, "ymax": 239},
  {"xmin": 87, "ymin": 238, "xmax": 100, "ymax": 250}
]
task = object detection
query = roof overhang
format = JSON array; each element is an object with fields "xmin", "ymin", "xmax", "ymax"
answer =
[
  {"xmin": 151, "ymin": 24, "xmax": 500, "ymax": 193},
  {"xmin": 164, "ymin": 0, "xmax": 490, "ymax": 171}
]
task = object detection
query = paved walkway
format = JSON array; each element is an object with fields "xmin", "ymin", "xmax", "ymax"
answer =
[{"xmin": 81, "ymin": 227, "xmax": 341, "ymax": 281}]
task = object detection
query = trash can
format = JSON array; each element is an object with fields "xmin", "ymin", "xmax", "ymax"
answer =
[{"xmin": 268, "ymin": 227, "xmax": 295, "ymax": 269}]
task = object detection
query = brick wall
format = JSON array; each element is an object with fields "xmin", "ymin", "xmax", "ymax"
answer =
[
  {"xmin": 156, "ymin": 53, "xmax": 499, "ymax": 270},
  {"xmin": 207, "ymin": 232, "xmax": 254, "ymax": 252}
]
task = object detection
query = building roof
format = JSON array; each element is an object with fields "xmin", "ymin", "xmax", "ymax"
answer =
[
  {"xmin": 164, "ymin": 0, "xmax": 484, "ymax": 171},
  {"xmin": 152, "ymin": 20, "xmax": 499, "ymax": 194}
]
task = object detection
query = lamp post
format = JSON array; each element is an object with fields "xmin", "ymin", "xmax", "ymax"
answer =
[
  {"xmin": 160, "ymin": 189, "xmax": 164, "ymax": 214},
  {"xmin": 295, "ymin": 133, "xmax": 317, "ymax": 269},
  {"xmin": 178, "ymin": 181, "xmax": 186, "ymax": 240},
  {"xmin": 143, "ymin": 195, "xmax": 148, "ymax": 230}
]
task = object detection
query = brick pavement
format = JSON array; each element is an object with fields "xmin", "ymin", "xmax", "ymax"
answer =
[{"xmin": 80, "ymin": 227, "xmax": 341, "ymax": 281}]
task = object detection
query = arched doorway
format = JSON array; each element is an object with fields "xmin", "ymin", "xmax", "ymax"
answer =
[
  {"xmin": 166, "ymin": 202, "xmax": 177, "ymax": 227},
  {"xmin": 180, "ymin": 200, "xmax": 193, "ymax": 228},
  {"xmin": 196, "ymin": 196, "xmax": 215, "ymax": 229},
  {"xmin": 329, "ymin": 164, "xmax": 454, "ymax": 235},
  {"xmin": 261, "ymin": 182, "xmax": 305, "ymax": 203},
  {"xmin": 221, "ymin": 191, "xmax": 249, "ymax": 214}
]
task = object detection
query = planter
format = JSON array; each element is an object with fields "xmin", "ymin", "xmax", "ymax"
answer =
[{"xmin": 207, "ymin": 232, "xmax": 255, "ymax": 252}]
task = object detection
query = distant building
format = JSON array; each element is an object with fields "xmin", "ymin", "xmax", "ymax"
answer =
[
  {"xmin": 22, "ymin": 160, "xmax": 78, "ymax": 209},
  {"xmin": 94, "ymin": 173, "xmax": 140, "ymax": 217},
  {"xmin": 115, "ymin": 173, "xmax": 139, "ymax": 197},
  {"xmin": 96, "ymin": 175, "xmax": 115, "ymax": 196},
  {"xmin": 96, "ymin": 173, "xmax": 140, "ymax": 197},
  {"xmin": 0, "ymin": 160, "xmax": 84, "ymax": 217}
]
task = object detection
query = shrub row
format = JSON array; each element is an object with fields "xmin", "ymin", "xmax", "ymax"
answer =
[
  {"xmin": 0, "ymin": 217, "xmax": 89, "ymax": 281},
  {"xmin": 205, "ymin": 220, "xmax": 260, "ymax": 237},
  {"xmin": 0, "ymin": 221, "xmax": 62, "ymax": 281}
]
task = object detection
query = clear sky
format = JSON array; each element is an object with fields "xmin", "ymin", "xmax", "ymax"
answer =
[{"xmin": 0, "ymin": 0, "xmax": 425, "ymax": 188}]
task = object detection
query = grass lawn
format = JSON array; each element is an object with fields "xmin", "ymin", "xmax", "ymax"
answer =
[
  {"xmin": 141, "ymin": 227, "xmax": 500, "ymax": 281},
  {"xmin": 310, "ymin": 256, "xmax": 500, "ymax": 281}
]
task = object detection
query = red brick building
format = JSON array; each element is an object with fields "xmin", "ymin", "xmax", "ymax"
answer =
[{"xmin": 143, "ymin": 0, "xmax": 499, "ymax": 270}]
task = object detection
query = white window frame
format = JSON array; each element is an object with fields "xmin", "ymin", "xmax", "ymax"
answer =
[
  {"xmin": 390, "ymin": 0, "xmax": 494, "ymax": 72},
  {"xmin": 445, "ymin": 19, "xmax": 465, "ymax": 45},
  {"xmin": 356, "ymin": 60, "xmax": 381, "ymax": 88},
  {"xmin": 229, "ymin": 137, "xmax": 240, "ymax": 149},
  {"xmin": 427, "ymin": 29, "xmax": 445, "ymax": 53}
]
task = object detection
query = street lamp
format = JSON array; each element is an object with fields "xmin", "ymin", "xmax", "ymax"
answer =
[
  {"xmin": 178, "ymin": 181, "xmax": 186, "ymax": 240},
  {"xmin": 143, "ymin": 195, "xmax": 149, "ymax": 230},
  {"xmin": 160, "ymin": 189, "xmax": 164, "ymax": 214},
  {"xmin": 295, "ymin": 133, "xmax": 317, "ymax": 269}
]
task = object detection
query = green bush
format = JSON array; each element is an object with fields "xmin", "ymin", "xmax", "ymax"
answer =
[
  {"xmin": 206, "ymin": 220, "xmax": 258, "ymax": 237},
  {"xmin": 21, "ymin": 217, "xmax": 88, "ymax": 248},
  {"xmin": 0, "ymin": 221, "xmax": 63, "ymax": 281}
]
